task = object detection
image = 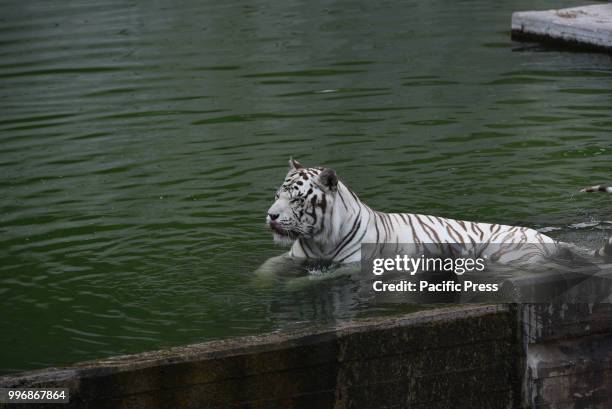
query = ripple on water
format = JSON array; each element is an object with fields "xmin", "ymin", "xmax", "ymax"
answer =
[{"xmin": 2, "ymin": 0, "xmax": 612, "ymax": 374}]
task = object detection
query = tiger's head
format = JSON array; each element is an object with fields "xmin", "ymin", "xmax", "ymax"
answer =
[{"xmin": 267, "ymin": 158, "xmax": 338, "ymax": 245}]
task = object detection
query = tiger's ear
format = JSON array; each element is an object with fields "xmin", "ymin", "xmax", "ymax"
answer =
[
  {"xmin": 288, "ymin": 157, "xmax": 304, "ymax": 170},
  {"xmin": 318, "ymin": 168, "xmax": 338, "ymax": 192}
]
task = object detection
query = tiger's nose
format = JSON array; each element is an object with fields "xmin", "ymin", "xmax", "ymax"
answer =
[{"xmin": 268, "ymin": 213, "xmax": 280, "ymax": 221}]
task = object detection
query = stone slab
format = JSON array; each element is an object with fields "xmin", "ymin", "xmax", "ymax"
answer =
[
  {"xmin": 512, "ymin": 4, "xmax": 612, "ymax": 51},
  {"xmin": 3, "ymin": 302, "xmax": 612, "ymax": 408},
  {"xmin": 0, "ymin": 305, "xmax": 517, "ymax": 409}
]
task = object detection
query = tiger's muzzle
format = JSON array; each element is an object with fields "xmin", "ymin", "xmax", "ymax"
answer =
[{"xmin": 268, "ymin": 220, "xmax": 298, "ymax": 239}]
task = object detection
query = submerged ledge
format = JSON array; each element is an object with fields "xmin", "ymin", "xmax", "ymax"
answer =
[
  {"xmin": 2, "ymin": 304, "xmax": 612, "ymax": 408},
  {"xmin": 511, "ymin": 4, "xmax": 612, "ymax": 52}
]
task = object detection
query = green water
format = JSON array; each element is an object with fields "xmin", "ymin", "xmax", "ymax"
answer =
[{"xmin": 2, "ymin": 0, "xmax": 612, "ymax": 373}]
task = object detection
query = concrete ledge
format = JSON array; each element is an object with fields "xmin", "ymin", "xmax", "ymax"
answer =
[
  {"xmin": 0, "ymin": 305, "xmax": 518, "ymax": 409},
  {"xmin": 3, "ymin": 303, "xmax": 612, "ymax": 408},
  {"xmin": 512, "ymin": 4, "xmax": 612, "ymax": 52}
]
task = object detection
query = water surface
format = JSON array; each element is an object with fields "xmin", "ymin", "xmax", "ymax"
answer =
[{"xmin": 1, "ymin": 0, "xmax": 612, "ymax": 373}]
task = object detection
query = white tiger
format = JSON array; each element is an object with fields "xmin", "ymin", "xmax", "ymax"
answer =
[{"xmin": 265, "ymin": 159, "xmax": 566, "ymax": 266}]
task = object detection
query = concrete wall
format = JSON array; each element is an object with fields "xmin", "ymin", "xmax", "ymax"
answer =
[
  {"xmin": 0, "ymin": 305, "xmax": 520, "ymax": 409},
  {"xmin": 522, "ymin": 304, "xmax": 612, "ymax": 408},
  {"xmin": 512, "ymin": 5, "xmax": 612, "ymax": 53},
  {"xmin": 2, "ymin": 304, "xmax": 612, "ymax": 409}
]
